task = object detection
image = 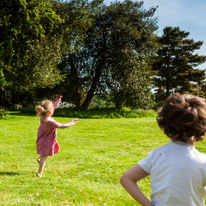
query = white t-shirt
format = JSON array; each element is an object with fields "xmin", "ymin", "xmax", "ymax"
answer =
[{"xmin": 138, "ymin": 141, "xmax": 206, "ymax": 206}]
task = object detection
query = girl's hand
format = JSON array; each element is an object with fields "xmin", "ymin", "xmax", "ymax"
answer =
[
  {"xmin": 60, "ymin": 96, "xmax": 63, "ymax": 99},
  {"xmin": 73, "ymin": 118, "xmax": 78, "ymax": 123},
  {"xmin": 69, "ymin": 118, "xmax": 78, "ymax": 126}
]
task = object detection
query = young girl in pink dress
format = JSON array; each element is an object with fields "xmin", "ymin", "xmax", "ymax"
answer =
[{"xmin": 35, "ymin": 96, "xmax": 78, "ymax": 177}]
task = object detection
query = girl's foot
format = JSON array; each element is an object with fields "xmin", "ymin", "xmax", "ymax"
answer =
[
  {"xmin": 36, "ymin": 172, "xmax": 42, "ymax": 177},
  {"xmin": 37, "ymin": 158, "xmax": 41, "ymax": 164}
]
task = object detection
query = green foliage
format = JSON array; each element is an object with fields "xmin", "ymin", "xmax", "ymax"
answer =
[
  {"xmin": 0, "ymin": 0, "xmax": 158, "ymax": 109},
  {"xmin": 0, "ymin": 0, "xmax": 65, "ymax": 104},
  {"xmin": 20, "ymin": 106, "xmax": 36, "ymax": 115},
  {"xmin": 0, "ymin": 0, "xmax": 63, "ymax": 68},
  {"xmin": 48, "ymin": 0, "xmax": 99, "ymax": 109},
  {"xmin": 53, "ymin": 0, "xmax": 96, "ymax": 53},
  {"xmin": 152, "ymin": 26, "xmax": 206, "ymax": 101},
  {"xmin": 0, "ymin": 108, "xmax": 8, "ymax": 118},
  {"xmin": 107, "ymin": 1, "xmax": 158, "ymax": 109},
  {"xmin": 54, "ymin": 0, "xmax": 158, "ymax": 110},
  {"xmin": 0, "ymin": 67, "xmax": 6, "ymax": 89},
  {"xmin": 20, "ymin": 105, "xmax": 156, "ymax": 118},
  {"xmin": 0, "ymin": 0, "xmax": 98, "ymax": 105}
]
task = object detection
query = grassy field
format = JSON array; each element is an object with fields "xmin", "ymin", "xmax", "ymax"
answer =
[{"xmin": 1, "ymin": 114, "xmax": 206, "ymax": 206}]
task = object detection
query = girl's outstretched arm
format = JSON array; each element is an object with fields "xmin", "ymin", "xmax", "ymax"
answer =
[
  {"xmin": 50, "ymin": 118, "xmax": 78, "ymax": 129},
  {"xmin": 120, "ymin": 164, "xmax": 153, "ymax": 206},
  {"xmin": 53, "ymin": 96, "xmax": 63, "ymax": 110}
]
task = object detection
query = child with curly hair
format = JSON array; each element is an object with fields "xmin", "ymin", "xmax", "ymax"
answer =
[
  {"xmin": 35, "ymin": 96, "xmax": 78, "ymax": 177},
  {"xmin": 120, "ymin": 93, "xmax": 206, "ymax": 206}
]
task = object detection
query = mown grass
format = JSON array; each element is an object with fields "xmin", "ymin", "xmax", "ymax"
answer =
[{"xmin": 0, "ymin": 113, "xmax": 206, "ymax": 205}]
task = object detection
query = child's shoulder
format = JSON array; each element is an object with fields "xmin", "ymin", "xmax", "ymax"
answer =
[
  {"xmin": 46, "ymin": 117, "xmax": 55, "ymax": 122},
  {"xmin": 152, "ymin": 142, "xmax": 171, "ymax": 153},
  {"xmin": 148, "ymin": 141, "xmax": 180, "ymax": 159},
  {"xmin": 193, "ymin": 148, "xmax": 206, "ymax": 162},
  {"xmin": 41, "ymin": 117, "xmax": 56, "ymax": 126},
  {"xmin": 145, "ymin": 143, "xmax": 170, "ymax": 161}
]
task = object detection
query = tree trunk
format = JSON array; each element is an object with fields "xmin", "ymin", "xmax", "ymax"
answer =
[
  {"xmin": 0, "ymin": 89, "xmax": 4, "ymax": 106},
  {"xmin": 69, "ymin": 55, "xmax": 82, "ymax": 110},
  {"xmin": 80, "ymin": 58, "xmax": 105, "ymax": 111}
]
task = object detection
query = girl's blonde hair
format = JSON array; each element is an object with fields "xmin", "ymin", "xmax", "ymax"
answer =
[{"xmin": 35, "ymin": 100, "xmax": 53, "ymax": 119}]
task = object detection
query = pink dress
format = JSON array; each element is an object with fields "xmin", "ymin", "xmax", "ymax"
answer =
[{"xmin": 36, "ymin": 98, "xmax": 75, "ymax": 156}]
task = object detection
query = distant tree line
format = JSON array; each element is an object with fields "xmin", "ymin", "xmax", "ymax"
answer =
[{"xmin": 0, "ymin": 0, "xmax": 205, "ymax": 110}]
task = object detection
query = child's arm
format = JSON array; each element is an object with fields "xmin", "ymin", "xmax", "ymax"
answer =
[
  {"xmin": 50, "ymin": 118, "xmax": 78, "ymax": 129},
  {"xmin": 120, "ymin": 164, "xmax": 153, "ymax": 206},
  {"xmin": 53, "ymin": 96, "xmax": 63, "ymax": 110}
]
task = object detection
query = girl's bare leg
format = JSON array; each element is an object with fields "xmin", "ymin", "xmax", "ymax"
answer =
[
  {"xmin": 36, "ymin": 156, "xmax": 48, "ymax": 177},
  {"xmin": 37, "ymin": 157, "xmax": 41, "ymax": 164}
]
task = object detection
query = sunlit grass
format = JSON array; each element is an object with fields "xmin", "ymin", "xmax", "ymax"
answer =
[{"xmin": 0, "ymin": 114, "xmax": 206, "ymax": 205}]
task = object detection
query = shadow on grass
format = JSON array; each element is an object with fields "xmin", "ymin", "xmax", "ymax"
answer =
[{"xmin": 0, "ymin": 172, "xmax": 22, "ymax": 176}]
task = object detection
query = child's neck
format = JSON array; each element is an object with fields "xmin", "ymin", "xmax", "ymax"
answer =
[
  {"xmin": 190, "ymin": 140, "xmax": 195, "ymax": 146},
  {"xmin": 174, "ymin": 140, "xmax": 195, "ymax": 146}
]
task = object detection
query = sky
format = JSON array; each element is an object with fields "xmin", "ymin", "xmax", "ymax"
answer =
[{"xmin": 104, "ymin": 0, "xmax": 206, "ymax": 69}]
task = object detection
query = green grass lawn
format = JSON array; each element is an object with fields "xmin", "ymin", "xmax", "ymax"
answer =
[{"xmin": 1, "ymin": 114, "xmax": 206, "ymax": 206}]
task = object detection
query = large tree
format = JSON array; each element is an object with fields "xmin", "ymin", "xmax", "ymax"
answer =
[
  {"xmin": 152, "ymin": 26, "xmax": 206, "ymax": 101},
  {"xmin": 56, "ymin": 0, "xmax": 158, "ymax": 110},
  {"xmin": 0, "ymin": 0, "xmax": 95, "ymax": 106},
  {"xmin": 0, "ymin": 0, "xmax": 64, "ymax": 105},
  {"xmin": 34, "ymin": 0, "xmax": 98, "ymax": 105}
]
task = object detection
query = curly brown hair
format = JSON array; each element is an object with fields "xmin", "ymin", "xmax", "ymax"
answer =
[{"xmin": 157, "ymin": 93, "xmax": 206, "ymax": 143}]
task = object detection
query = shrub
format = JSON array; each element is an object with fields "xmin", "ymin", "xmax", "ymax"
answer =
[
  {"xmin": 20, "ymin": 105, "xmax": 156, "ymax": 119},
  {"xmin": 20, "ymin": 106, "xmax": 36, "ymax": 115},
  {"xmin": 0, "ymin": 108, "xmax": 8, "ymax": 118},
  {"xmin": 10, "ymin": 104, "xmax": 22, "ymax": 111}
]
